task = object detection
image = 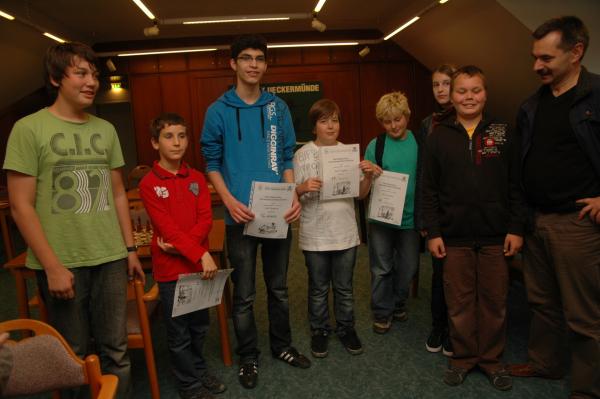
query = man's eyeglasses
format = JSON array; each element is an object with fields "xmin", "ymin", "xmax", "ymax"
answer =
[{"xmin": 237, "ymin": 55, "xmax": 266, "ymax": 64}]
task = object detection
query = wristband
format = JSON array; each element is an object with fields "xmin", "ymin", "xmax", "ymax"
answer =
[{"xmin": 126, "ymin": 245, "xmax": 138, "ymax": 253}]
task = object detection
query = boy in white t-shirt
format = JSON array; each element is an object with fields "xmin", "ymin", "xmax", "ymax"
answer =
[{"xmin": 293, "ymin": 99, "xmax": 381, "ymax": 358}]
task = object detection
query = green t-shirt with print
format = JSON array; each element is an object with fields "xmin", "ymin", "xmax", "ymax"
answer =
[
  {"xmin": 3, "ymin": 108, "xmax": 128, "ymax": 269},
  {"xmin": 365, "ymin": 131, "xmax": 418, "ymax": 229}
]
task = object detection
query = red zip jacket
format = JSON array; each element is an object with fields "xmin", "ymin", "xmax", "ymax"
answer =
[{"xmin": 139, "ymin": 161, "xmax": 213, "ymax": 282}]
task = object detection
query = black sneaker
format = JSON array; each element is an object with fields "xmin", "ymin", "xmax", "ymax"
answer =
[
  {"xmin": 393, "ymin": 309, "xmax": 408, "ymax": 322},
  {"xmin": 426, "ymin": 329, "xmax": 443, "ymax": 353},
  {"xmin": 310, "ymin": 330, "xmax": 329, "ymax": 358},
  {"xmin": 238, "ymin": 361, "xmax": 258, "ymax": 389},
  {"xmin": 179, "ymin": 387, "xmax": 215, "ymax": 399},
  {"xmin": 200, "ymin": 373, "xmax": 227, "ymax": 394},
  {"xmin": 489, "ymin": 369, "xmax": 512, "ymax": 391},
  {"xmin": 442, "ymin": 333, "xmax": 454, "ymax": 357},
  {"xmin": 274, "ymin": 346, "xmax": 311, "ymax": 368},
  {"xmin": 338, "ymin": 328, "xmax": 363, "ymax": 355},
  {"xmin": 443, "ymin": 367, "xmax": 468, "ymax": 386},
  {"xmin": 373, "ymin": 317, "xmax": 392, "ymax": 334}
]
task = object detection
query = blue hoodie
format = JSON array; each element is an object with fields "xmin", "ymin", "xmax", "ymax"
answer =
[{"xmin": 201, "ymin": 87, "xmax": 296, "ymax": 225}]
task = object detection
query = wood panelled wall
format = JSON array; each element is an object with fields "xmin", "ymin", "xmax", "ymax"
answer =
[{"xmin": 126, "ymin": 42, "xmax": 434, "ymax": 170}]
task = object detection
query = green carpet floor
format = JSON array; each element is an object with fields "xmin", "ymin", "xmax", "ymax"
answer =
[{"xmin": 0, "ymin": 225, "xmax": 570, "ymax": 398}]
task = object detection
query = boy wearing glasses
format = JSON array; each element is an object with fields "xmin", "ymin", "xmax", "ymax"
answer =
[{"xmin": 201, "ymin": 34, "xmax": 310, "ymax": 390}]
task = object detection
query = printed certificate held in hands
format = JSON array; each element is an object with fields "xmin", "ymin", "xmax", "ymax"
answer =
[
  {"xmin": 319, "ymin": 143, "xmax": 360, "ymax": 200},
  {"xmin": 243, "ymin": 181, "xmax": 295, "ymax": 239},
  {"xmin": 172, "ymin": 269, "xmax": 234, "ymax": 317},
  {"xmin": 368, "ymin": 171, "xmax": 409, "ymax": 226}
]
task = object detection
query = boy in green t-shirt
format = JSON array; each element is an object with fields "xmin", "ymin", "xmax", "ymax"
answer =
[{"xmin": 3, "ymin": 42, "xmax": 144, "ymax": 398}]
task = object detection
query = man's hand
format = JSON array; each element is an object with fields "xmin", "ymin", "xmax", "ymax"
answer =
[
  {"xmin": 284, "ymin": 191, "xmax": 301, "ymax": 223},
  {"xmin": 127, "ymin": 252, "xmax": 146, "ymax": 284},
  {"xmin": 576, "ymin": 196, "xmax": 600, "ymax": 224},
  {"xmin": 46, "ymin": 265, "xmax": 75, "ymax": 299},
  {"xmin": 359, "ymin": 160, "xmax": 383, "ymax": 178},
  {"xmin": 224, "ymin": 197, "xmax": 255, "ymax": 224},
  {"xmin": 297, "ymin": 177, "xmax": 321, "ymax": 196},
  {"xmin": 428, "ymin": 237, "xmax": 447, "ymax": 259},
  {"xmin": 200, "ymin": 252, "xmax": 218, "ymax": 280},
  {"xmin": 157, "ymin": 237, "xmax": 181, "ymax": 255},
  {"xmin": 503, "ymin": 233, "xmax": 523, "ymax": 257}
]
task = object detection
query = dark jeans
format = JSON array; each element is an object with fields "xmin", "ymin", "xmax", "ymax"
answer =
[
  {"xmin": 444, "ymin": 245, "xmax": 508, "ymax": 374},
  {"xmin": 158, "ymin": 281, "xmax": 209, "ymax": 392},
  {"xmin": 524, "ymin": 211, "xmax": 600, "ymax": 398},
  {"xmin": 36, "ymin": 259, "xmax": 131, "ymax": 399},
  {"xmin": 304, "ymin": 247, "xmax": 357, "ymax": 334},
  {"xmin": 226, "ymin": 225, "xmax": 293, "ymax": 363},
  {"xmin": 431, "ymin": 256, "xmax": 448, "ymax": 332},
  {"xmin": 368, "ymin": 223, "xmax": 420, "ymax": 320}
]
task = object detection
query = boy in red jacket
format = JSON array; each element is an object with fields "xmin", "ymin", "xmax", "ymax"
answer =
[{"xmin": 139, "ymin": 113, "xmax": 226, "ymax": 399}]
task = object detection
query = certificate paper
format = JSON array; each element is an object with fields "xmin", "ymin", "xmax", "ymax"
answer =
[
  {"xmin": 319, "ymin": 144, "xmax": 360, "ymax": 200},
  {"xmin": 368, "ymin": 171, "xmax": 409, "ymax": 226},
  {"xmin": 243, "ymin": 181, "xmax": 294, "ymax": 239},
  {"xmin": 172, "ymin": 269, "xmax": 234, "ymax": 317}
]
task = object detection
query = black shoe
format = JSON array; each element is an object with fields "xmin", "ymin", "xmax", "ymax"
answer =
[
  {"xmin": 338, "ymin": 328, "xmax": 363, "ymax": 355},
  {"xmin": 443, "ymin": 367, "xmax": 468, "ymax": 386},
  {"xmin": 238, "ymin": 361, "xmax": 258, "ymax": 389},
  {"xmin": 393, "ymin": 309, "xmax": 408, "ymax": 322},
  {"xmin": 200, "ymin": 373, "xmax": 227, "ymax": 394},
  {"xmin": 426, "ymin": 329, "xmax": 443, "ymax": 353},
  {"xmin": 489, "ymin": 369, "xmax": 512, "ymax": 391},
  {"xmin": 442, "ymin": 333, "xmax": 454, "ymax": 357},
  {"xmin": 310, "ymin": 330, "xmax": 329, "ymax": 358},
  {"xmin": 274, "ymin": 346, "xmax": 311, "ymax": 369}
]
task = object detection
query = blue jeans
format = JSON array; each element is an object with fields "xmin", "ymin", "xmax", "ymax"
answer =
[
  {"xmin": 226, "ymin": 225, "xmax": 293, "ymax": 363},
  {"xmin": 158, "ymin": 281, "xmax": 209, "ymax": 392},
  {"xmin": 368, "ymin": 223, "xmax": 420, "ymax": 320},
  {"xmin": 304, "ymin": 247, "xmax": 357, "ymax": 334},
  {"xmin": 36, "ymin": 259, "xmax": 131, "ymax": 399}
]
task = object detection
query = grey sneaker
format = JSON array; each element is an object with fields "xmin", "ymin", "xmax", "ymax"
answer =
[{"xmin": 200, "ymin": 373, "xmax": 226, "ymax": 394}]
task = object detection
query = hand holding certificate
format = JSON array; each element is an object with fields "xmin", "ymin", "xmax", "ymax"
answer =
[
  {"xmin": 172, "ymin": 269, "xmax": 234, "ymax": 317},
  {"xmin": 319, "ymin": 144, "xmax": 360, "ymax": 200},
  {"xmin": 368, "ymin": 171, "xmax": 409, "ymax": 226},
  {"xmin": 243, "ymin": 181, "xmax": 295, "ymax": 239}
]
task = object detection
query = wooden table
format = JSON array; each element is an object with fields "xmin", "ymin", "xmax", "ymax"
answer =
[{"xmin": 3, "ymin": 219, "xmax": 233, "ymax": 366}]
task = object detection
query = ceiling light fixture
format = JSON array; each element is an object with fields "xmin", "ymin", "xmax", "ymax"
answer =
[
  {"xmin": 43, "ymin": 32, "xmax": 66, "ymax": 43},
  {"xmin": 0, "ymin": 9, "xmax": 15, "ymax": 20},
  {"xmin": 117, "ymin": 48, "xmax": 217, "ymax": 57},
  {"xmin": 143, "ymin": 20, "xmax": 159, "ymax": 36},
  {"xmin": 384, "ymin": 16, "xmax": 420, "ymax": 40},
  {"xmin": 132, "ymin": 0, "xmax": 155, "ymax": 20},
  {"xmin": 183, "ymin": 16, "xmax": 290, "ymax": 24},
  {"xmin": 311, "ymin": 15, "xmax": 327, "ymax": 32},
  {"xmin": 439, "ymin": 0, "xmax": 449, "ymax": 3},
  {"xmin": 358, "ymin": 46, "xmax": 370, "ymax": 57},
  {"xmin": 314, "ymin": 0, "xmax": 327, "ymax": 13},
  {"xmin": 268, "ymin": 42, "xmax": 358, "ymax": 49}
]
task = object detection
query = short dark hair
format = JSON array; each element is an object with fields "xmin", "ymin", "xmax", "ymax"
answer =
[
  {"xmin": 451, "ymin": 65, "xmax": 486, "ymax": 91},
  {"xmin": 432, "ymin": 64, "xmax": 457, "ymax": 79},
  {"xmin": 150, "ymin": 113, "xmax": 187, "ymax": 140},
  {"xmin": 231, "ymin": 34, "xmax": 268, "ymax": 60},
  {"xmin": 44, "ymin": 42, "xmax": 98, "ymax": 99},
  {"xmin": 533, "ymin": 16, "xmax": 589, "ymax": 59},
  {"xmin": 308, "ymin": 99, "xmax": 341, "ymax": 130}
]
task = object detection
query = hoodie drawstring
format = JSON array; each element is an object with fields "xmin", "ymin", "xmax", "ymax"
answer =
[
  {"xmin": 236, "ymin": 108, "xmax": 242, "ymax": 141},
  {"xmin": 234, "ymin": 105, "xmax": 267, "ymax": 141},
  {"xmin": 261, "ymin": 109, "xmax": 265, "ymax": 138}
]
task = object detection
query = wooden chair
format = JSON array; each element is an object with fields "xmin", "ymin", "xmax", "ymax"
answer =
[
  {"xmin": 127, "ymin": 165, "xmax": 151, "ymax": 190},
  {"xmin": 127, "ymin": 278, "xmax": 160, "ymax": 399},
  {"xmin": 0, "ymin": 318, "xmax": 118, "ymax": 399}
]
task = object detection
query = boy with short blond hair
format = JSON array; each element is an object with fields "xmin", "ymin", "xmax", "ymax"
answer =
[{"xmin": 140, "ymin": 113, "xmax": 226, "ymax": 399}]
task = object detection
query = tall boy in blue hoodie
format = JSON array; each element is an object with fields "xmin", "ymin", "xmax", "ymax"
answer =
[{"xmin": 201, "ymin": 34, "xmax": 310, "ymax": 390}]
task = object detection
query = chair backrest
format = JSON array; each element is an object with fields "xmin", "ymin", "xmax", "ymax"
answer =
[
  {"xmin": 0, "ymin": 319, "xmax": 117, "ymax": 399},
  {"xmin": 127, "ymin": 165, "xmax": 151, "ymax": 189}
]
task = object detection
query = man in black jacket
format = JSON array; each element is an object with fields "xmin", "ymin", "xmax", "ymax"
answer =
[
  {"xmin": 423, "ymin": 66, "xmax": 525, "ymax": 391},
  {"xmin": 509, "ymin": 16, "xmax": 600, "ymax": 399}
]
